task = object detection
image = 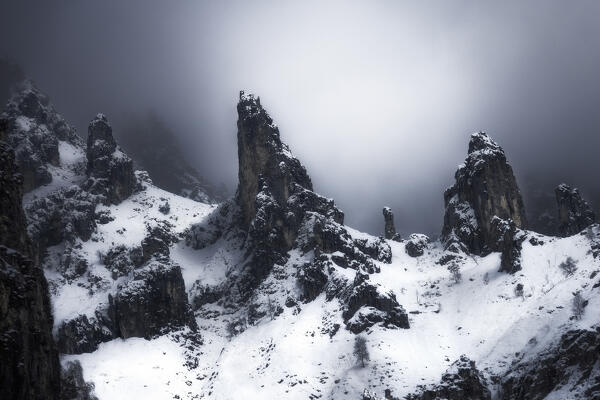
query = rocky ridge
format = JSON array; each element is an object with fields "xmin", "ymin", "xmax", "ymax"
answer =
[{"xmin": 185, "ymin": 91, "xmax": 409, "ymax": 334}]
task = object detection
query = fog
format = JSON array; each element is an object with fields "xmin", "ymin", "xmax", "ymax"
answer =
[{"xmin": 2, "ymin": 1, "xmax": 600, "ymax": 236}]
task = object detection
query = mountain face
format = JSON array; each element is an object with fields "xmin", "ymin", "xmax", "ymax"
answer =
[
  {"xmin": 1, "ymin": 81, "xmax": 600, "ymax": 400},
  {"xmin": 0, "ymin": 138, "xmax": 60, "ymax": 399}
]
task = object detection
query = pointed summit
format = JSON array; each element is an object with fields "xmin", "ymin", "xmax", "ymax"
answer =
[
  {"xmin": 236, "ymin": 90, "xmax": 313, "ymax": 229},
  {"xmin": 442, "ymin": 132, "xmax": 527, "ymax": 254},
  {"xmin": 84, "ymin": 113, "xmax": 136, "ymax": 204},
  {"xmin": 555, "ymin": 183, "xmax": 596, "ymax": 237}
]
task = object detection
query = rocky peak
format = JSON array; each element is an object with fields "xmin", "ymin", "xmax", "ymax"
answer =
[
  {"xmin": 555, "ymin": 183, "xmax": 596, "ymax": 237},
  {"xmin": 0, "ymin": 80, "xmax": 81, "ymax": 192},
  {"xmin": 442, "ymin": 132, "xmax": 527, "ymax": 255},
  {"xmin": 236, "ymin": 90, "xmax": 313, "ymax": 229},
  {"xmin": 84, "ymin": 113, "xmax": 136, "ymax": 204}
]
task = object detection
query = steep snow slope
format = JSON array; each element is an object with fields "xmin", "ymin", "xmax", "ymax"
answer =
[
  {"xmin": 62, "ymin": 221, "xmax": 600, "ymax": 399},
  {"xmin": 45, "ymin": 183, "xmax": 215, "ymax": 329}
]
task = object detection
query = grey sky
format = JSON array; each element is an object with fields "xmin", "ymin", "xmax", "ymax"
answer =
[{"xmin": 2, "ymin": 1, "xmax": 600, "ymax": 236}]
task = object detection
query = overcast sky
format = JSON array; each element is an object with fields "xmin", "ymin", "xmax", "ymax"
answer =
[{"xmin": 2, "ymin": 1, "xmax": 600, "ymax": 236}]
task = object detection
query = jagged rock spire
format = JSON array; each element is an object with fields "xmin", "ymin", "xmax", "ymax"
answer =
[
  {"xmin": 236, "ymin": 90, "xmax": 313, "ymax": 228},
  {"xmin": 84, "ymin": 113, "xmax": 136, "ymax": 204},
  {"xmin": 382, "ymin": 207, "xmax": 400, "ymax": 241},
  {"xmin": 555, "ymin": 183, "xmax": 596, "ymax": 237},
  {"xmin": 442, "ymin": 132, "xmax": 527, "ymax": 255}
]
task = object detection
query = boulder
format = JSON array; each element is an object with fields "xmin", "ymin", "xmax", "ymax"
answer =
[
  {"xmin": 342, "ymin": 271, "xmax": 409, "ymax": 333},
  {"xmin": 405, "ymin": 234, "xmax": 430, "ymax": 257},
  {"xmin": 555, "ymin": 183, "xmax": 596, "ymax": 237},
  {"xmin": 442, "ymin": 132, "xmax": 527, "ymax": 255}
]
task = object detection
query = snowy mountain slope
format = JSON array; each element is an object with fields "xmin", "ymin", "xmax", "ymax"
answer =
[
  {"xmin": 62, "ymin": 225, "xmax": 600, "ymax": 400},
  {"xmin": 2, "ymin": 82, "xmax": 599, "ymax": 400}
]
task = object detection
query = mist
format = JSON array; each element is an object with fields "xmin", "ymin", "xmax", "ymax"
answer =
[{"xmin": 2, "ymin": 0, "xmax": 600, "ymax": 237}]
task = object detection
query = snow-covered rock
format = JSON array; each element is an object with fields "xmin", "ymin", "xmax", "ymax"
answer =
[
  {"xmin": 442, "ymin": 132, "xmax": 527, "ymax": 255},
  {"xmin": 555, "ymin": 183, "xmax": 596, "ymax": 237}
]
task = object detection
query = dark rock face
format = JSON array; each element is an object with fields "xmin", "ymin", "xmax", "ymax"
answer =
[
  {"xmin": 25, "ymin": 185, "xmax": 96, "ymax": 262},
  {"xmin": 0, "ymin": 141, "xmax": 61, "ymax": 399},
  {"xmin": 555, "ymin": 183, "xmax": 596, "ymax": 237},
  {"xmin": 298, "ymin": 257, "xmax": 330, "ymax": 302},
  {"xmin": 84, "ymin": 114, "xmax": 137, "ymax": 204},
  {"xmin": 296, "ymin": 213, "xmax": 385, "ymax": 274},
  {"xmin": 60, "ymin": 361, "xmax": 98, "ymax": 400},
  {"xmin": 236, "ymin": 91, "xmax": 314, "ymax": 229},
  {"xmin": 489, "ymin": 217, "xmax": 526, "ymax": 274},
  {"xmin": 0, "ymin": 80, "xmax": 82, "ymax": 192},
  {"xmin": 406, "ymin": 356, "xmax": 491, "ymax": 400},
  {"xmin": 233, "ymin": 92, "xmax": 346, "ymax": 294},
  {"xmin": 56, "ymin": 314, "xmax": 114, "ymax": 355},
  {"xmin": 187, "ymin": 92, "xmax": 406, "ymax": 332},
  {"xmin": 342, "ymin": 271, "xmax": 409, "ymax": 333},
  {"xmin": 405, "ymin": 234, "xmax": 430, "ymax": 257},
  {"xmin": 501, "ymin": 328, "xmax": 600, "ymax": 400},
  {"xmin": 383, "ymin": 207, "xmax": 401, "ymax": 241},
  {"xmin": 442, "ymin": 132, "xmax": 527, "ymax": 255},
  {"xmin": 114, "ymin": 262, "xmax": 197, "ymax": 339}
]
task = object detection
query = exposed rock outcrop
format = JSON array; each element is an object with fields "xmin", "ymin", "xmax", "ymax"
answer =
[
  {"xmin": 236, "ymin": 91, "xmax": 315, "ymax": 229},
  {"xmin": 25, "ymin": 185, "xmax": 96, "ymax": 262},
  {"xmin": 342, "ymin": 271, "xmax": 409, "ymax": 333},
  {"xmin": 442, "ymin": 132, "xmax": 527, "ymax": 255},
  {"xmin": 233, "ymin": 92, "xmax": 345, "ymax": 293},
  {"xmin": 0, "ymin": 80, "xmax": 82, "ymax": 192},
  {"xmin": 187, "ymin": 92, "xmax": 405, "ymax": 333},
  {"xmin": 501, "ymin": 328, "xmax": 600, "ymax": 399},
  {"xmin": 56, "ymin": 314, "xmax": 114, "ymax": 355},
  {"xmin": 84, "ymin": 113, "xmax": 137, "ymax": 204},
  {"xmin": 60, "ymin": 360, "xmax": 98, "ymax": 400},
  {"xmin": 0, "ymin": 141, "xmax": 61, "ymax": 399},
  {"xmin": 383, "ymin": 207, "xmax": 401, "ymax": 241},
  {"xmin": 489, "ymin": 217, "xmax": 526, "ymax": 274},
  {"xmin": 113, "ymin": 262, "xmax": 197, "ymax": 339},
  {"xmin": 406, "ymin": 356, "xmax": 491, "ymax": 400},
  {"xmin": 405, "ymin": 234, "xmax": 430, "ymax": 257},
  {"xmin": 555, "ymin": 183, "xmax": 596, "ymax": 237}
]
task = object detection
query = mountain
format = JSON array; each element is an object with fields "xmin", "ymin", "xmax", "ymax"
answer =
[{"xmin": 1, "ymin": 82, "xmax": 599, "ymax": 399}]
